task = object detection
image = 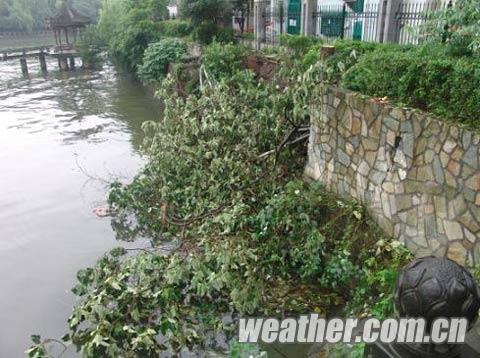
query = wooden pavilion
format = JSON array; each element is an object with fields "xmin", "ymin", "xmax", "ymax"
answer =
[{"xmin": 50, "ymin": 0, "xmax": 91, "ymax": 51}]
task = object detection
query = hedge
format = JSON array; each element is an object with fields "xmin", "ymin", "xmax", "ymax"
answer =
[{"xmin": 341, "ymin": 44, "xmax": 480, "ymax": 129}]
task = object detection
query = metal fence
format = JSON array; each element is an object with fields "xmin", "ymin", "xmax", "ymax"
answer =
[
  {"xmin": 258, "ymin": 0, "xmax": 453, "ymax": 45},
  {"xmin": 394, "ymin": 0, "xmax": 452, "ymax": 44},
  {"xmin": 261, "ymin": 4, "xmax": 295, "ymax": 44},
  {"xmin": 313, "ymin": 2, "xmax": 379, "ymax": 42}
]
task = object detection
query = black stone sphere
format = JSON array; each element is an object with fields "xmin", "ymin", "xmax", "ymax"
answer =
[{"xmin": 395, "ymin": 256, "xmax": 480, "ymax": 329}]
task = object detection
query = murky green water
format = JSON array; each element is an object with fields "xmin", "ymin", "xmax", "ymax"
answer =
[{"xmin": 0, "ymin": 58, "xmax": 162, "ymax": 357}]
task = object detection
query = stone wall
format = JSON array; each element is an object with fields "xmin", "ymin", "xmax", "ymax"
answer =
[{"xmin": 305, "ymin": 86, "xmax": 480, "ymax": 265}]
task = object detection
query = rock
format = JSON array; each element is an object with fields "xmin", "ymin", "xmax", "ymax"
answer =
[
  {"xmin": 337, "ymin": 149, "xmax": 351, "ymax": 166},
  {"xmin": 384, "ymin": 115, "xmax": 400, "ymax": 130},
  {"xmin": 451, "ymin": 147, "xmax": 464, "ymax": 161},
  {"xmin": 387, "ymin": 130, "xmax": 396, "ymax": 146},
  {"xmin": 424, "ymin": 214, "xmax": 437, "ymax": 238},
  {"xmin": 458, "ymin": 210, "xmax": 480, "ymax": 233},
  {"xmin": 358, "ymin": 160, "xmax": 370, "ymax": 176},
  {"xmin": 463, "ymin": 146, "xmax": 478, "ymax": 169},
  {"xmin": 363, "ymin": 138, "xmax": 379, "ymax": 151},
  {"xmin": 447, "ymin": 241, "xmax": 467, "ymax": 265},
  {"xmin": 432, "ymin": 156, "xmax": 445, "ymax": 184},
  {"xmin": 393, "ymin": 149, "xmax": 407, "ymax": 168},
  {"xmin": 462, "ymin": 132, "xmax": 472, "ymax": 149},
  {"xmin": 443, "ymin": 140, "xmax": 457, "ymax": 154},
  {"xmin": 396, "ymin": 195, "xmax": 412, "ymax": 211},
  {"xmin": 382, "ymin": 182, "xmax": 395, "ymax": 193},
  {"xmin": 370, "ymin": 170, "xmax": 386, "ymax": 185},
  {"xmin": 403, "ymin": 134, "xmax": 415, "ymax": 158},
  {"xmin": 351, "ymin": 116, "xmax": 361, "ymax": 135},
  {"xmin": 424, "ymin": 149, "xmax": 435, "ymax": 163},
  {"xmin": 401, "ymin": 120, "xmax": 413, "ymax": 133},
  {"xmin": 446, "ymin": 160, "xmax": 461, "ymax": 176},
  {"xmin": 433, "ymin": 196, "xmax": 447, "ymax": 219},
  {"xmin": 464, "ymin": 228, "xmax": 477, "ymax": 244},
  {"xmin": 474, "ymin": 243, "xmax": 480, "ymax": 265},
  {"xmin": 451, "ymin": 194, "xmax": 467, "ymax": 217},
  {"xmin": 444, "ymin": 221, "xmax": 463, "ymax": 241},
  {"xmin": 450, "ymin": 126, "xmax": 459, "ymax": 139},
  {"xmin": 465, "ymin": 173, "xmax": 480, "ymax": 191}
]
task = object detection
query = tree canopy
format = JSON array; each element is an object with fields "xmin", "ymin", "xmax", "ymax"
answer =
[{"xmin": 0, "ymin": 0, "xmax": 101, "ymax": 32}]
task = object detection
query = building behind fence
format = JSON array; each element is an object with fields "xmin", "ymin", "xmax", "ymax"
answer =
[{"xmin": 254, "ymin": 0, "xmax": 453, "ymax": 45}]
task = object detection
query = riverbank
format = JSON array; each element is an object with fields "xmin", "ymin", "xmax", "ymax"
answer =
[{"xmin": 32, "ymin": 42, "xmax": 414, "ymax": 358}]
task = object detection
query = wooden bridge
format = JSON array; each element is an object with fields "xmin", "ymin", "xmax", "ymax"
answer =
[{"xmin": 1, "ymin": 45, "xmax": 80, "ymax": 76}]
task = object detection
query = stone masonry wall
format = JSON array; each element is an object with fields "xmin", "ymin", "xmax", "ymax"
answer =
[{"xmin": 305, "ymin": 86, "xmax": 480, "ymax": 265}]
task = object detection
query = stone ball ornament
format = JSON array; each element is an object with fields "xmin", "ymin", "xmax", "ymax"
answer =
[
  {"xmin": 395, "ymin": 256, "xmax": 480, "ymax": 329},
  {"xmin": 367, "ymin": 256, "xmax": 480, "ymax": 357}
]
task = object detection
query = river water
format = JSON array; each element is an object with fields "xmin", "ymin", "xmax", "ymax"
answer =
[{"xmin": 0, "ymin": 58, "xmax": 162, "ymax": 357}]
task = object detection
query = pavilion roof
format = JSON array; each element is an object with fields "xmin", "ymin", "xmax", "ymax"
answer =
[{"xmin": 50, "ymin": 0, "xmax": 91, "ymax": 28}]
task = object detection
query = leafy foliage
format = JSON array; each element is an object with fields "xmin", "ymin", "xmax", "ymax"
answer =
[
  {"xmin": 25, "ymin": 335, "xmax": 48, "ymax": 358},
  {"xmin": 159, "ymin": 19, "xmax": 194, "ymax": 38},
  {"xmin": 342, "ymin": 44, "xmax": 480, "ymax": 129},
  {"xmin": 421, "ymin": 0, "xmax": 480, "ymax": 56},
  {"xmin": 137, "ymin": 38, "xmax": 187, "ymax": 83},
  {"xmin": 194, "ymin": 21, "xmax": 235, "ymax": 44},
  {"xmin": 70, "ymin": 181, "xmax": 409, "ymax": 356},
  {"xmin": 279, "ymin": 34, "xmax": 322, "ymax": 55},
  {"xmin": 98, "ymin": 0, "xmax": 168, "ymax": 70},
  {"xmin": 179, "ymin": 0, "xmax": 232, "ymax": 25},
  {"xmin": 52, "ymin": 54, "xmax": 411, "ymax": 356},
  {"xmin": 0, "ymin": 0, "xmax": 101, "ymax": 32},
  {"xmin": 229, "ymin": 342, "xmax": 266, "ymax": 357},
  {"xmin": 76, "ymin": 25, "xmax": 104, "ymax": 69},
  {"xmin": 201, "ymin": 42, "xmax": 247, "ymax": 80}
]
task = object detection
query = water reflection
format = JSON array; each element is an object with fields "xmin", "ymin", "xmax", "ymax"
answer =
[{"xmin": 0, "ymin": 58, "xmax": 161, "ymax": 357}]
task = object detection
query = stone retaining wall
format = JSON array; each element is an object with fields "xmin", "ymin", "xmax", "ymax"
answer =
[{"xmin": 305, "ymin": 86, "xmax": 480, "ymax": 265}]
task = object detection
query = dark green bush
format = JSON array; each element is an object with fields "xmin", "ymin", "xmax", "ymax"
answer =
[
  {"xmin": 202, "ymin": 42, "xmax": 247, "ymax": 80},
  {"xmin": 280, "ymin": 34, "xmax": 322, "ymax": 55},
  {"xmin": 194, "ymin": 22, "xmax": 235, "ymax": 44},
  {"xmin": 137, "ymin": 38, "xmax": 188, "ymax": 83},
  {"xmin": 109, "ymin": 23, "xmax": 163, "ymax": 70},
  {"xmin": 323, "ymin": 40, "xmax": 384, "ymax": 81},
  {"xmin": 342, "ymin": 45, "xmax": 480, "ymax": 128},
  {"xmin": 98, "ymin": 0, "xmax": 168, "ymax": 70},
  {"xmin": 76, "ymin": 25, "xmax": 104, "ymax": 69},
  {"xmin": 159, "ymin": 19, "xmax": 194, "ymax": 37},
  {"xmin": 179, "ymin": 0, "xmax": 233, "ymax": 26},
  {"xmin": 420, "ymin": 0, "xmax": 480, "ymax": 56},
  {"xmin": 215, "ymin": 26, "xmax": 236, "ymax": 43}
]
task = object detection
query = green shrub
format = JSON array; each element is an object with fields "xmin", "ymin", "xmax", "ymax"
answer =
[
  {"xmin": 98, "ymin": 0, "xmax": 168, "ymax": 70},
  {"xmin": 160, "ymin": 19, "xmax": 194, "ymax": 37},
  {"xmin": 179, "ymin": 0, "xmax": 233, "ymax": 26},
  {"xmin": 194, "ymin": 22, "xmax": 236, "ymax": 44},
  {"xmin": 342, "ymin": 47, "xmax": 414, "ymax": 99},
  {"xmin": 421, "ymin": 0, "xmax": 480, "ymax": 56},
  {"xmin": 202, "ymin": 42, "xmax": 247, "ymax": 80},
  {"xmin": 300, "ymin": 43, "xmax": 324, "ymax": 70},
  {"xmin": 137, "ymin": 38, "xmax": 188, "ymax": 83},
  {"xmin": 109, "ymin": 23, "xmax": 163, "ymax": 70},
  {"xmin": 215, "ymin": 27, "xmax": 236, "ymax": 43},
  {"xmin": 76, "ymin": 25, "xmax": 104, "ymax": 69},
  {"xmin": 279, "ymin": 34, "xmax": 322, "ymax": 55},
  {"xmin": 323, "ymin": 40, "xmax": 382, "ymax": 81},
  {"xmin": 29, "ymin": 56, "xmax": 413, "ymax": 356},
  {"xmin": 241, "ymin": 32, "xmax": 255, "ymax": 41},
  {"xmin": 342, "ymin": 45, "xmax": 480, "ymax": 128}
]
